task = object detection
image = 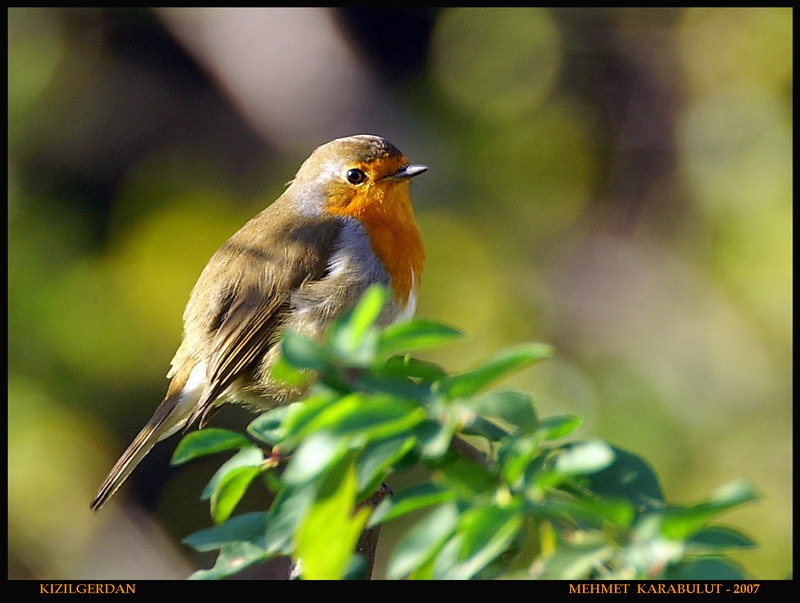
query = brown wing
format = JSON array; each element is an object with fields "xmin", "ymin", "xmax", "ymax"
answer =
[
  {"xmin": 182, "ymin": 207, "xmax": 345, "ymax": 429},
  {"xmin": 186, "ymin": 287, "xmax": 286, "ymax": 428}
]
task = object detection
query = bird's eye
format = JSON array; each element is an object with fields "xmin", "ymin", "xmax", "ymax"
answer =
[{"xmin": 345, "ymin": 168, "xmax": 367, "ymax": 185}]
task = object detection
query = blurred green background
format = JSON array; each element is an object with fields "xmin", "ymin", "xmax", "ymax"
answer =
[{"xmin": 8, "ymin": 8, "xmax": 791, "ymax": 580}]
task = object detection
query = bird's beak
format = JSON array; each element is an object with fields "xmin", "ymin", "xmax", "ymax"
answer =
[{"xmin": 388, "ymin": 164, "xmax": 428, "ymax": 180}]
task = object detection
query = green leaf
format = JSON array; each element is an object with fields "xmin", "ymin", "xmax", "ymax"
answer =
[
  {"xmin": 345, "ymin": 283, "xmax": 390, "ymax": 334},
  {"xmin": 264, "ymin": 483, "xmax": 317, "ymax": 555},
  {"xmin": 201, "ymin": 447, "xmax": 265, "ymax": 524},
  {"xmin": 278, "ymin": 392, "xmax": 427, "ymax": 491},
  {"xmin": 382, "ymin": 355, "xmax": 448, "ymax": 382},
  {"xmin": 356, "ymin": 435, "xmax": 417, "ymax": 497},
  {"xmin": 582, "ymin": 445, "xmax": 665, "ymax": 511},
  {"xmin": 269, "ymin": 353, "xmax": 309, "ymax": 387},
  {"xmin": 171, "ymin": 428, "xmax": 252, "ymax": 466},
  {"xmin": 553, "ymin": 440, "xmax": 615, "ymax": 476},
  {"xmin": 711, "ymin": 480, "xmax": 760, "ymax": 507},
  {"xmin": 464, "ymin": 390, "xmax": 539, "ymax": 433},
  {"xmin": 281, "ymin": 431, "xmax": 349, "ymax": 486},
  {"xmin": 201, "ymin": 447, "xmax": 264, "ymax": 500},
  {"xmin": 368, "ymin": 482, "xmax": 454, "ymax": 527},
  {"xmin": 537, "ymin": 414, "xmax": 583, "ymax": 440},
  {"xmin": 183, "ymin": 513, "xmax": 273, "ymax": 580},
  {"xmin": 283, "ymin": 392, "xmax": 425, "ymax": 455},
  {"xmin": 212, "ymin": 466, "xmax": 264, "ymax": 525},
  {"xmin": 278, "ymin": 388, "xmax": 343, "ymax": 448},
  {"xmin": 685, "ymin": 526, "xmax": 757, "ymax": 552},
  {"xmin": 341, "ymin": 555, "xmax": 370, "ymax": 581},
  {"xmin": 281, "ymin": 330, "xmax": 329, "ymax": 370},
  {"xmin": 436, "ymin": 503, "xmax": 524, "ymax": 580},
  {"xmin": 415, "ymin": 416, "xmax": 457, "ymax": 459},
  {"xmin": 460, "ymin": 415, "xmax": 510, "ymax": 442},
  {"xmin": 354, "ymin": 370, "xmax": 432, "ymax": 401},
  {"xmin": 534, "ymin": 543, "xmax": 614, "ymax": 580},
  {"xmin": 499, "ymin": 433, "xmax": 542, "ymax": 486},
  {"xmin": 661, "ymin": 481, "xmax": 759, "ymax": 541},
  {"xmin": 183, "ymin": 512, "xmax": 268, "ymax": 552},
  {"xmin": 661, "ymin": 557, "xmax": 748, "ymax": 580},
  {"xmin": 324, "ymin": 394, "xmax": 426, "ymax": 441},
  {"xmin": 567, "ymin": 495, "xmax": 637, "ymax": 527},
  {"xmin": 294, "ymin": 457, "xmax": 370, "ymax": 580},
  {"xmin": 247, "ymin": 405, "xmax": 292, "ymax": 447},
  {"xmin": 326, "ymin": 284, "xmax": 388, "ymax": 362},
  {"xmin": 438, "ymin": 342, "xmax": 552, "ymax": 398},
  {"xmin": 386, "ymin": 502, "xmax": 461, "ymax": 579},
  {"xmin": 433, "ymin": 453, "xmax": 497, "ymax": 498},
  {"xmin": 187, "ymin": 541, "xmax": 272, "ymax": 580},
  {"xmin": 376, "ymin": 320, "xmax": 462, "ymax": 359}
]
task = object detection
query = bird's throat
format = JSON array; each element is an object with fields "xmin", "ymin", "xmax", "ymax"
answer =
[{"xmin": 327, "ymin": 185, "xmax": 424, "ymax": 308}]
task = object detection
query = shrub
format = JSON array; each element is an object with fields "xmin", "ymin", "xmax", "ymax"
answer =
[{"xmin": 173, "ymin": 285, "xmax": 757, "ymax": 580}]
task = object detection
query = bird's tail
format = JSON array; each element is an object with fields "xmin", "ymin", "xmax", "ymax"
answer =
[{"xmin": 90, "ymin": 364, "xmax": 201, "ymax": 512}]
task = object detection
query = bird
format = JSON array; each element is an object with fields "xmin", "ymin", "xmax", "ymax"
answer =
[{"xmin": 90, "ymin": 134, "xmax": 426, "ymax": 512}]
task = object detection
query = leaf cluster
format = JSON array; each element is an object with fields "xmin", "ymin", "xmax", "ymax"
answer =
[{"xmin": 173, "ymin": 286, "xmax": 757, "ymax": 580}]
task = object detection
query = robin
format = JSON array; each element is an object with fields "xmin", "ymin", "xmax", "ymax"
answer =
[{"xmin": 90, "ymin": 134, "xmax": 426, "ymax": 512}]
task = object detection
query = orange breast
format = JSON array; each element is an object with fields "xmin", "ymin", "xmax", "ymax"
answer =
[{"xmin": 326, "ymin": 176, "xmax": 424, "ymax": 306}]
